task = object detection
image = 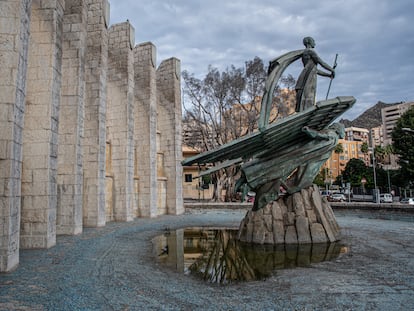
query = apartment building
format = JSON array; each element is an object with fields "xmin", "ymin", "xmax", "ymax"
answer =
[
  {"xmin": 382, "ymin": 102, "xmax": 414, "ymax": 145},
  {"xmin": 322, "ymin": 138, "xmax": 369, "ymax": 182},
  {"xmin": 371, "ymin": 126, "xmax": 384, "ymax": 147},
  {"xmin": 345, "ymin": 127, "xmax": 369, "ymax": 143}
]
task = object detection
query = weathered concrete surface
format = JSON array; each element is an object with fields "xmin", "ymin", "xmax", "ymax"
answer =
[{"xmin": 1, "ymin": 209, "xmax": 414, "ymax": 310}]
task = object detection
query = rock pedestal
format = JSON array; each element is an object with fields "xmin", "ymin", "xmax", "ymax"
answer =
[{"xmin": 237, "ymin": 185, "xmax": 340, "ymax": 244}]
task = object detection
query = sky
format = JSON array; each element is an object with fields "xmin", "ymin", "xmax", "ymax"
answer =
[{"xmin": 109, "ymin": 0, "xmax": 414, "ymax": 120}]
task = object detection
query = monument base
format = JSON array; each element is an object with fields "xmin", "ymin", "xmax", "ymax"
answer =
[{"xmin": 237, "ymin": 185, "xmax": 340, "ymax": 244}]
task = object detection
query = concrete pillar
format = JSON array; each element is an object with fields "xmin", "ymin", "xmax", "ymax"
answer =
[
  {"xmin": 21, "ymin": 0, "xmax": 65, "ymax": 249},
  {"xmin": 106, "ymin": 22, "xmax": 135, "ymax": 222},
  {"xmin": 156, "ymin": 58, "xmax": 184, "ymax": 215},
  {"xmin": 134, "ymin": 42, "xmax": 158, "ymax": 218},
  {"xmin": 56, "ymin": 0, "xmax": 87, "ymax": 235},
  {"xmin": 0, "ymin": 0, "xmax": 31, "ymax": 272},
  {"xmin": 83, "ymin": 0, "xmax": 109, "ymax": 227}
]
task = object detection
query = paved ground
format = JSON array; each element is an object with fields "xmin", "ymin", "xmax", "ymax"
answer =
[{"xmin": 1, "ymin": 208, "xmax": 414, "ymax": 310}]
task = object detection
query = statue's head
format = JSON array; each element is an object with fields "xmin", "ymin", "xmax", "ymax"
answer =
[
  {"xmin": 329, "ymin": 123, "xmax": 345, "ymax": 139},
  {"xmin": 303, "ymin": 36, "xmax": 315, "ymax": 48}
]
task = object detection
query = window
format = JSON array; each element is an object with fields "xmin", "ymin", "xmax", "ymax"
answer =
[{"xmin": 185, "ymin": 174, "xmax": 193, "ymax": 182}]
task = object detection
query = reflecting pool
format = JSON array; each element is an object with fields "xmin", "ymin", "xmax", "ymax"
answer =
[{"xmin": 152, "ymin": 227, "xmax": 348, "ymax": 284}]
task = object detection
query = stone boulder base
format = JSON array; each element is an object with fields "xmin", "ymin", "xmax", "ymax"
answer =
[{"xmin": 237, "ymin": 185, "xmax": 340, "ymax": 244}]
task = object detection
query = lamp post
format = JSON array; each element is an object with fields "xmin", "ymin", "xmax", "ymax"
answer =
[{"xmin": 370, "ymin": 132, "xmax": 378, "ymax": 203}]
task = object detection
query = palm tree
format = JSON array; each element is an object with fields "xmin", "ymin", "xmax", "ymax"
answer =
[
  {"xmin": 382, "ymin": 144, "xmax": 394, "ymax": 166},
  {"xmin": 374, "ymin": 145, "xmax": 385, "ymax": 165}
]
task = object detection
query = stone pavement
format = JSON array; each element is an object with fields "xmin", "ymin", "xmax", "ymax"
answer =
[{"xmin": 1, "ymin": 209, "xmax": 414, "ymax": 310}]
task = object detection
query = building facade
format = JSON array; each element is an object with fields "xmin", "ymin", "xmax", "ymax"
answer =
[
  {"xmin": 182, "ymin": 146, "xmax": 214, "ymax": 201},
  {"xmin": 371, "ymin": 126, "xmax": 384, "ymax": 147},
  {"xmin": 322, "ymin": 138, "xmax": 369, "ymax": 183},
  {"xmin": 0, "ymin": 0, "xmax": 183, "ymax": 272},
  {"xmin": 344, "ymin": 127, "xmax": 369, "ymax": 143},
  {"xmin": 382, "ymin": 102, "xmax": 414, "ymax": 145}
]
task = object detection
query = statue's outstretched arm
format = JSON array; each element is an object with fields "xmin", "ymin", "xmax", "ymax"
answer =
[
  {"xmin": 317, "ymin": 69, "xmax": 333, "ymax": 77},
  {"xmin": 310, "ymin": 50, "xmax": 335, "ymax": 77}
]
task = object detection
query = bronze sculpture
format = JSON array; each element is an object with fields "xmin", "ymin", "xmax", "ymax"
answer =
[
  {"xmin": 295, "ymin": 37, "xmax": 336, "ymax": 112},
  {"xmin": 238, "ymin": 123, "xmax": 345, "ymax": 210},
  {"xmin": 182, "ymin": 37, "xmax": 355, "ymax": 211}
]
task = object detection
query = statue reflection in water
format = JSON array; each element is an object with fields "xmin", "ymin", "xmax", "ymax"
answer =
[{"xmin": 153, "ymin": 228, "xmax": 347, "ymax": 284}]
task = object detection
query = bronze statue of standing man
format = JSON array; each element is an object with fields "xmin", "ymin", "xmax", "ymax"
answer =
[{"xmin": 295, "ymin": 37, "xmax": 336, "ymax": 112}]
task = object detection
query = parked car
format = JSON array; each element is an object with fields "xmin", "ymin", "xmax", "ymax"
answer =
[
  {"xmin": 328, "ymin": 193, "xmax": 346, "ymax": 202},
  {"xmin": 379, "ymin": 193, "xmax": 393, "ymax": 203},
  {"xmin": 400, "ymin": 197, "xmax": 414, "ymax": 205},
  {"xmin": 320, "ymin": 190, "xmax": 332, "ymax": 198}
]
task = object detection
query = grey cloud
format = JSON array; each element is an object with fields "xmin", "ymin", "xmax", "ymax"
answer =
[{"xmin": 110, "ymin": 0, "xmax": 414, "ymax": 120}]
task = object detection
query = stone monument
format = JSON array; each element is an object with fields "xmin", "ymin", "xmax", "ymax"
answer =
[
  {"xmin": 182, "ymin": 37, "xmax": 355, "ymax": 244},
  {"xmin": 0, "ymin": 0, "xmax": 184, "ymax": 273}
]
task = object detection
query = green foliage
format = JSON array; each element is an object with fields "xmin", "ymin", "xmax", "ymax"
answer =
[
  {"xmin": 202, "ymin": 174, "xmax": 211, "ymax": 185},
  {"xmin": 391, "ymin": 106, "xmax": 414, "ymax": 186},
  {"xmin": 374, "ymin": 145, "xmax": 386, "ymax": 164},
  {"xmin": 334, "ymin": 143, "xmax": 344, "ymax": 154},
  {"xmin": 360, "ymin": 142, "xmax": 369, "ymax": 154},
  {"xmin": 341, "ymin": 158, "xmax": 369, "ymax": 187},
  {"xmin": 313, "ymin": 171, "xmax": 325, "ymax": 187}
]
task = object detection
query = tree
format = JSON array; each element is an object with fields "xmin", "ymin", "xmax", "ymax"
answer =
[
  {"xmin": 341, "ymin": 158, "xmax": 369, "ymax": 187},
  {"xmin": 360, "ymin": 142, "xmax": 369, "ymax": 154},
  {"xmin": 182, "ymin": 65, "xmax": 247, "ymax": 201},
  {"xmin": 374, "ymin": 145, "xmax": 385, "ymax": 165},
  {"xmin": 182, "ymin": 57, "xmax": 296, "ymax": 201},
  {"xmin": 313, "ymin": 170, "xmax": 325, "ymax": 187},
  {"xmin": 391, "ymin": 106, "xmax": 414, "ymax": 186}
]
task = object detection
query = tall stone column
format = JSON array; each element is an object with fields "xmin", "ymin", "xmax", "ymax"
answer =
[
  {"xmin": 133, "ymin": 42, "xmax": 158, "ymax": 218},
  {"xmin": 83, "ymin": 0, "xmax": 109, "ymax": 227},
  {"xmin": 56, "ymin": 0, "xmax": 87, "ymax": 235},
  {"xmin": 0, "ymin": 0, "xmax": 31, "ymax": 272},
  {"xmin": 156, "ymin": 58, "xmax": 184, "ymax": 215},
  {"xmin": 21, "ymin": 0, "xmax": 65, "ymax": 249},
  {"xmin": 106, "ymin": 22, "xmax": 135, "ymax": 222}
]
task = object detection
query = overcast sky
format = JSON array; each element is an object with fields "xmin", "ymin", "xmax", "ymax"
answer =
[{"xmin": 109, "ymin": 0, "xmax": 414, "ymax": 120}]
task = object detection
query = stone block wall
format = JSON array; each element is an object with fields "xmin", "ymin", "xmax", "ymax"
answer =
[
  {"xmin": 0, "ymin": 0, "xmax": 31, "ymax": 272},
  {"xmin": 237, "ymin": 185, "xmax": 341, "ymax": 245},
  {"xmin": 20, "ymin": 0, "xmax": 65, "ymax": 249},
  {"xmin": 133, "ymin": 42, "xmax": 158, "ymax": 217},
  {"xmin": 157, "ymin": 59, "xmax": 184, "ymax": 215},
  {"xmin": 56, "ymin": 0, "xmax": 87, "ymax": 235},
  {"xmin": 82, "ymin": 0, "xmax": 108, "ymax": 228},
  {"xmin": 107, "ymin": 22, "xmax": 134, "ymax": 222},
  {"xmin": 0, "ymin": 0, "xmax": 183, "ymax": 272}
]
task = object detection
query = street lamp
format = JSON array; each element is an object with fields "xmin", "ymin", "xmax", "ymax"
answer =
[{"xmin": 369, "ymin": 132, "xmax": 378, "ymax": 202}]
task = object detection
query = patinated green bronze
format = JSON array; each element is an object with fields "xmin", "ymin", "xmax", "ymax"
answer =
[
  {"xmin": 182, "ymin": 38, "xmax": 355, "ymax": 211},
  {"xmin": 237, "ymin": 123, "xmax": 345, "ymax": 210},
  {"xmin": 260, "ymin": 37, "xmax": 335, "ymax": 129},
  {"xmin": 295, "ymin": 37, "xmax": 336, "ymax": 112}
]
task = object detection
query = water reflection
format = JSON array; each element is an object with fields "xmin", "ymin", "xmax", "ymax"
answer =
[{"xmin": 152, "ymin": 227, "xmax": 347, "ymax": 284}]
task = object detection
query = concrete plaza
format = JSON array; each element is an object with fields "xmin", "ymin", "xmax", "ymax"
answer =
[{"xmin": 1, "ymin": 208, "xmax": 414, "ymax": 310}]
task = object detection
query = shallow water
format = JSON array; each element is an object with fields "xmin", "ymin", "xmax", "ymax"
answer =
[{"xmin": 153, "ymin": 227, "xmax": 347, "ymax": 284}]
